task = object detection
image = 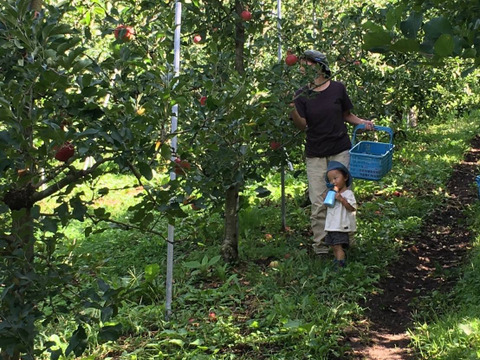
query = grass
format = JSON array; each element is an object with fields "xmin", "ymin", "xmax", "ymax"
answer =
[
  {"xmin": 38, "ymin": 111, "xmax": 480, "ymax": 359},
  {"xmin": 409, "ymin": 201, "xmax": 480, "ymax": 359}
]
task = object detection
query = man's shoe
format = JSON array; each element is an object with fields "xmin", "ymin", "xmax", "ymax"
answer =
[{"xmin": 313, "ymin": 243, "xmax": 329, "ymax": 255}]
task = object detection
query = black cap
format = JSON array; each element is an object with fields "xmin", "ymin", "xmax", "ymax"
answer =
[
  {"xmin": 325, "ymin": 160, "xmax": 352, "ymax": 187},
  {"xmin": 303, "ymin": 50, "xmax": 331, "ymax": 77}
]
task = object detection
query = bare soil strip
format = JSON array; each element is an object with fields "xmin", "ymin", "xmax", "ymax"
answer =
[{"xmin": 345, "ymin": 135, "xmax": 480, "ymax": 359}]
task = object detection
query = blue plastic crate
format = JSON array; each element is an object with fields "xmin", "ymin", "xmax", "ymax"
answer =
[
  {"xmin": 349, "ymin": 125, "xmax": 394, "ymax": 181},
  {"xmin": 476, "ymin": 175, "xmax": 480, "ymax": 199}
]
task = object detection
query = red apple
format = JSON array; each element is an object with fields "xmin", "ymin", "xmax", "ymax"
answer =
[
  {"xmin": 54, "ymin": 142, "xmax": 75, "ymax": 162},
  {"xmin": 191, "ymin": 203, "xmax": 201, "ymax": 211},
  {"xmin": 174, "ymin": 158, "xmax": 191, "ymax": 175},
  {"xmin": 240, "ymin": 10, "xmax": 252, "ymax": 21},
  {"xmin": 285, "ymin": 54, "xmax": 298, "ymax": 66},
  {"xmin": 353, "ymin": 60, "xmax": 361, "ymax": 66},
  {"xmin": 270, "ymin": 141, "xmax": 281, "ymax": 150},
  {"xmin": 176, "ymin": 158, "xmax": 191, "ymax": 170},
  {"xmin": 114, "ymin": 25, "xmax": 134, "ymax": 42},
  {"xmin": 193, "ymin": 34, "xmax": 202, "ymax": 44},
  {"xmin": 208, "ymin": 312, "xmax": 216, "ymax": 321},
  {"xmin": 265, "ymin": 233, "xmax": 273, "ymax": 240},
  {"xmin": 393, "ymin": 191, "xmax": 401, "ymax": 197},
  {"xmin": 200, "ymin": 96, "xmax": 207, "ymax": 106}
]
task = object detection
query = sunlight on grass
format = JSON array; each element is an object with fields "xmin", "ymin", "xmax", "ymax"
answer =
[{"xmin": 39, "ymin": 110, "xmax": 480, "ymax": 359}]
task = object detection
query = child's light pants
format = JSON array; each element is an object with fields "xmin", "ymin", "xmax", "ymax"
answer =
[{"xmin": 306, "ymin": 150, "xmax": 350, "ymax": 254}]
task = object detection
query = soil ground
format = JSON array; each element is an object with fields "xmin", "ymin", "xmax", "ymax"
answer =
[{"xmin": 345, "ymin": 135, "xmax": 480, "ymax": 359}]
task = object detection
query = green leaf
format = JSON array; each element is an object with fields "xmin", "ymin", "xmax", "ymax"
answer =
[
  {"xmin": 72, "ymin": 59, "xmax": 93, "ymax": 73},
  {"xmin": 362, "ymin": 21, "xmax": 385, "ymax": 33},
  {"xmin": 190, "ymin": 338, "xmax": 204, "ymax": 346},
  {"xmin": 183, "ymin": 261, "xmax": 202, "ymax": 269},
  {"xmin": 94, "ymin": 207, "xmax": 107, "ymax": 218},
  {"xmin": 137, "ymin": 161, "xmax": 153, "ymax": 180},
  {"xmin": 160, "ymin": 143, "xmax": 171, "ymax": 159},
  {"xmin": 85, "ymin": 226, "xmax": 92, "ymax": 237},
  {"xmin": 101, "ymin": 306, "xmax": 114, "ymax": 322},
  {"xmin": 55, "ymin": 203, "xmax": 69, "ymax": 219},
  {"xmin": 363, "ymin": 30, "xmax": 392, "ymax": 51},
  {"xmin": 208, "ymin": 255, "xmax": 221, "ymax": 266},
  {"xmin": 385, "ymin": 3, "xmax": 405, "ymax": 30},
  {"xmin": 65, "ymin": 325, "xmax": 88, "ymax": 357},
  {"xmin": 283, "ymin": 319, "xmax": 301, "ymax": 329},
  {"xmin": 391, "ymin": 38, "xmax": 420, "ymax": 52},
  {"xmin": 141, "ymin": 212, "xmax": 154, "ymax": 228},
  {"xmin": 255, "ymin": 186, "xmax": 271, "ymax": 198},
  {"xmin": 41, "ymin": 217, "xmax": 58, "ymax": 233},
  {"xmin": 98, "ymin": 187, "xmax": 109, "ymax": 195},
  {"xmin": 71, "ymin": 199, "xmax": 87, "ymax": 221},
  {"xmin": 434, "ymin": 34, "xmax": 454, "ymax": 57},
  {"xmin": 424, "ymin": 16, "xmax": 453, "ymax": 41},
  {"xmin": 98, "ymin": 278, "xmax": 110, "ymax": 292},
  {"xmin": 168, "ymin": 339, "xmax": 184, "ymax": 347},
  {"xmin": 145, "ymin": 263, "xmax": 160, "ymax": 282},
  {"xmin": 98, "ymin": 324, "xmax": 122, "ymax": 343},
  {"xmin": 400, "ymin": 11, "xmax": 422, "ymax": 39}
]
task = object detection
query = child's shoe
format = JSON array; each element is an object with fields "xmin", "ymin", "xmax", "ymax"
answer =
[{"xmin": 333, "ymin": 259, "xmax": 346, "ymax": 270}]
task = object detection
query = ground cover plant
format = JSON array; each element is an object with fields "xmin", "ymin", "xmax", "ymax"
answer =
[
  {"xmin": 1, "ymin": 0, "xmax": 479, "ymax": 359},
  {"xmin": 30, "ymin": 111, "xmax": 479, "ymax": 359}
]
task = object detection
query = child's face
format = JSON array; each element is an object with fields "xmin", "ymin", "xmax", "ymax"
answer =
[{"xmin": 327, "ymin": 169, "xmax": 348, "ymax": 190}]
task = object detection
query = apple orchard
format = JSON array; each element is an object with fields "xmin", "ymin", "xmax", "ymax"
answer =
[
  {"xmin": 0, "ymin": 0, "xmax": 328, "ymax": 356},
  {"xmin": 2, "ymin": 0, "xmax": 479, "ymax": 358}
]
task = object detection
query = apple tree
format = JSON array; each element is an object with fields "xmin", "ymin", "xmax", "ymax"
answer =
[
  {"xmin": 167, "ymin": 0, "xmax": 329, "ymax": 263},
  {"xmin": 0, "ymin": 0, "xmax": 185, "ymax": 357},
  {"xmin": 362, "ymin": 0, "xmax": 479, "ymax": 71}
]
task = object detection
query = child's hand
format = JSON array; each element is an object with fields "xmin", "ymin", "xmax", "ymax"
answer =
[
  {"xmin": 335, "ymin": 193, "xmax": 343, "ymax": 201},
  {"xmin": 321, "ymin": 190, "xmax": 328, "ymax": 200}
]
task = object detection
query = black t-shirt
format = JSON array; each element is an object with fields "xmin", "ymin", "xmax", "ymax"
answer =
[{"xmin": 294, "ymin": 81, "xmax": 353, "ymax": 157}]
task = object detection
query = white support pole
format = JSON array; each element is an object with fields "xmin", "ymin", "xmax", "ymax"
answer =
[
  {"xmin": 277, "ymin": 0, "xmax": 282, "ymax": 61},
  {"xmin": 165, "ymin": 0, "xmax": 182, "ymax": 321},
  {"xmin": 277, "ymin": 0, "xmax": 287, "ymax": 230}
]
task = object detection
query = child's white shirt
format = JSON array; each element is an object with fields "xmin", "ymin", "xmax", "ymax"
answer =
[{"xmin": 325, "ymin": 189, "xmax": 357, "ymax": 233}]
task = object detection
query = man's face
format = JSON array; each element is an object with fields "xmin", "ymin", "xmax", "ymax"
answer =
[{"xmin": 299, "ymin": 59, "xmax": 318, "ymax": 76}]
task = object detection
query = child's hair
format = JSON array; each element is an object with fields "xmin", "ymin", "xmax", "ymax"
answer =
[{"xmin": 328, "ymin": 168, "xmax": 349, "ymax": 181}]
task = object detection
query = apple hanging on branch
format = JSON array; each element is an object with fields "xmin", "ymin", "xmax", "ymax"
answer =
[
  {"xmin": 193, "ymin": 34, "xmax": 202, "ymax": 44},
  {"xmin": 270, "ymin": 141, "xmax": 282, "ymax": 151},
  {"xmin": 200, "ymin": 96, "xmax": 207, "ymax": 106},
  {"xmin": 174, "ymin": 157, "xmax": 191, "ymax": 176},
  {"xmin": 54, "ymin": 142, "xmax": 75, "ymax": 162},
  {"xmin": 285, "ymin": 54, "xmax": 298, "ymax": 66},
  {"xmin": 240, "ymin": 10, "xmax": 252, "ymax": 21},
  {"xmin": 114, "ymin": 25, "xmax": 134, "ymax": 42}
]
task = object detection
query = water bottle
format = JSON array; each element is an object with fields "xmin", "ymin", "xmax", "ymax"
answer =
[{"xmin": 323, "ymin": 189, "xmax": 337, "ymax": 208}]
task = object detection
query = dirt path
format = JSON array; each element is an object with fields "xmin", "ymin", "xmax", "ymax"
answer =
[{"xmin": 345, "ymin": 135, "xmax": 480, "ymax": 359}]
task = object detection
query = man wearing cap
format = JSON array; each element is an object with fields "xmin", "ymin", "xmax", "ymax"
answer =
[{"xmin": 290, "ymin": 50, "xmax": 373, "ymax": 255}]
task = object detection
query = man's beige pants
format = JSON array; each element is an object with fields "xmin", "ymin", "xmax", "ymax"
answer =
[{"xmin": 306, "ymin": 150, "xmax": 350, "ymax": 254}]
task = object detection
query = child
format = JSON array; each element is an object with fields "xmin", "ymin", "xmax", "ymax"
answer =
[{"xmin": 323, "ymin": 161, "xmax": 357, "ymax": 269}]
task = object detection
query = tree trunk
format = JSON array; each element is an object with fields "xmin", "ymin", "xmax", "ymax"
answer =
[
  {"xmin": 220, "ymin": 0, "xmax": 246, "ymax": 263},
  {"xmin": 1, "ymin": 208, "xmax": 35, "ymax": 360},
  {"xmin": 234, "ymin": 0, "xmax": 245, "ymax": 74},
  {"xmin": 222, "ymin": 184, "xmax": 239, "ymax": 263}
]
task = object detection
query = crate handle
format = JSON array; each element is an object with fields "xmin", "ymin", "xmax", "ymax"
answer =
[{"xmin": 352, "ymin": 124, "xmax": 394, "ymax": 145}]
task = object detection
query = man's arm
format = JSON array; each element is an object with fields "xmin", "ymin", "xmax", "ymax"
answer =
[
  {"xmin": 290, "ymin": 106, "xmax": 307, "ymax": 130},
  {"xmin": 343, "ymin": 110, "xmax": 374, "ymax": 130}
]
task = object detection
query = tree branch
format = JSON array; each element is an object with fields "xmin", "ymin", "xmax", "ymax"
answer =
[{"xmin": 31, "ymin": 157, "xmax": 112, "ymax": 203}]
